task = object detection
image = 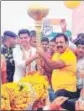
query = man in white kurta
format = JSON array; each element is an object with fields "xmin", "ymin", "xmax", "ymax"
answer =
[{"xmin": 13, "ymin": 29, "xmax": 37, "ymax": 82}]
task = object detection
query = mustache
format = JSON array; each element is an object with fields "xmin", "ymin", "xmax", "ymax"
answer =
[{"xmin": 57, "ymin": 46, "xmax": 63, "ymax": 49}]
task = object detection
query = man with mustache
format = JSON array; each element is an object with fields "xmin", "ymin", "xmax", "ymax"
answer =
[{"xmin": 38, "ymin": 33, "xmax": 77, "ymax": 102}]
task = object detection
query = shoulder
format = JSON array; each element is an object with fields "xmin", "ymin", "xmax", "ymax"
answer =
[
  {"xmin": 68, "ymin": 48, "xmax": 76, "ymax": 58},
  {"xmin": 13, "ymin": 45, "xmax": 23, "ymax": 57},
  {"xmin": 78, "ymin": 58, "xmax": 84, "ymax": 66},
  {"xmin": 1, "ymin": 45, "xmax": 7, "ymax": 54},
  {"xmin": 13, "ymin": 45, "xmax": 22, "ymax": 52},
  {"xmin": 31, "ymin": 47, "xmax": 37, "ymax": 52},
  {"xmin": 1, "ymin": 54, "xmax": 5, "ymax": 60},
  {"xmin": 60, "ymin": 48, "xmax": 76, "ymax": 62},
  {"xmin": 64, "ymin": 48, "xmax": 76, "ymax": 57}
]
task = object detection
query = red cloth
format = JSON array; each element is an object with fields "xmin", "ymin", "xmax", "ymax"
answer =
[{"xmin": 1, "ymin": 55, "xmax": 7, "ymax": 84}]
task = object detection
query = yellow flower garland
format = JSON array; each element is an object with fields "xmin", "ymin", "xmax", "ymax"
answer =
[{"xmin": 1, "ymin": 71, "xmax": 49, "ymax": 110}]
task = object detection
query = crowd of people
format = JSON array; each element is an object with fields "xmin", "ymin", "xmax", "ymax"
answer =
[{"xmin": 1, "ymin": 26, "xmax": 84, "ymax": 110}]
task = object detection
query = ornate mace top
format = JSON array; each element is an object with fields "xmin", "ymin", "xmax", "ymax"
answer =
[{"xmin": 27, "ymin": 4, "xmax": 49, "ymax": 21}]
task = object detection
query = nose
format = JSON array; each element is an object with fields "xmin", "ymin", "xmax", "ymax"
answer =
[
  {"xmin": 22, "ymin": 38, "xmax": 25, "ymax": 42},
  {"xmin": 57, "ymin": 42, "xmax": 61, "ymax": 46},
  {"xmin": 79, "ymin": 47, "xmax": 83, "ymax": 52}
]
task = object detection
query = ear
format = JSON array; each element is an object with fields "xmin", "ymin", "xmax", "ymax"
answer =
[{"xmin": 66, "ymin": 41, "xmax": 69, "ymax": 46}]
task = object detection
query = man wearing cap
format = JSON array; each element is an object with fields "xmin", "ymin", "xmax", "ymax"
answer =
[{"xmin": 1, "ymin": 31, "xmax": 17, "ymax": 82}]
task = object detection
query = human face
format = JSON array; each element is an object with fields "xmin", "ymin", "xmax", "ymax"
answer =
[
  {"xmin": 41, "ymin": 41, "xmax": 49, "ymax": 52},
  {"xmin": 19, "ymin": 33, "xmax": 30, "ymax": 47},
  {"xmin": 49, "ymin": 41, "xmax": 56, "ymax": 54},
  {"xmin": 9, "ymin": 37, "xmax": 16, "ymax": 48},
  {"xmin": 55, "ymin": 36, "xmax": 68, "ymax": 53},
  {"xmin": 77, "ymin": 44, "xmax": 84, "ymax": 58},
  {"xmin": 31, "ymin": 37, "xmax": 37, "ymax": 47}
]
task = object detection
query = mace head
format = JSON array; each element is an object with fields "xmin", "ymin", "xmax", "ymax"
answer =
[{"xmin": 27, "ymin": 4, "xmax": 49, "ymax": 21}]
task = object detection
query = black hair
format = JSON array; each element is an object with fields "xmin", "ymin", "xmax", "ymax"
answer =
[
  {"xmin": 77, "ymin": 33, "xmax": 84, "ymax": 39},
  {"xmin": 55, "ymin": 33, "xmax": 68, "ymax": 42},
  {"xmin": 50, "ymin": 37, "xmax": 56, "ymax": 42},
  {"xmin": 30, "ymin": 30, "xmax": 36, "ymax": 37},
  {"xmin": 41, "ymin": 37, "xmax": 49, "ymax": 43},
  {"xmin": 18, "ymin": 29, "xmax": 30, "ymax": 36},
  {"xmin": 74, "ymin": 38, "xmax": 84, "ymax": 46}
]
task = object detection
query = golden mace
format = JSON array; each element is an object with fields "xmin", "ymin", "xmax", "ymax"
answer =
[{"xmin": 27, "ymin": 4, "xmax": 49, "ymax": 72}]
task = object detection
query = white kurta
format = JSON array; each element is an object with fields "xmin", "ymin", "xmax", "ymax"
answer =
[{"xmin": 13, "ymin": 45, "xmax": 36, "ymax": 82}]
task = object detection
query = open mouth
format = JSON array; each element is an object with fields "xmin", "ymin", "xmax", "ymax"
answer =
[{"xmin": 58, "ymin": 47, "xmax": 63, "ymax": 50}]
